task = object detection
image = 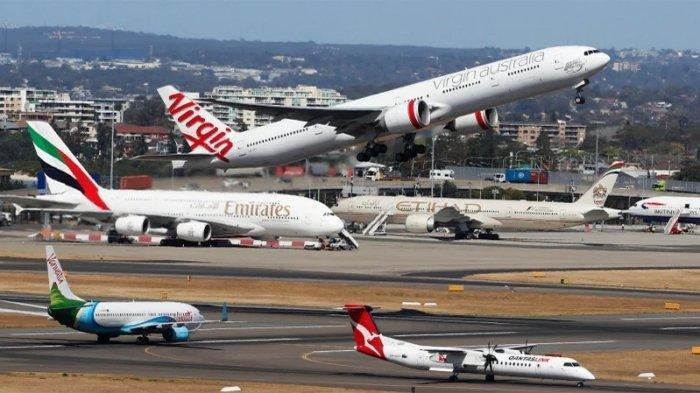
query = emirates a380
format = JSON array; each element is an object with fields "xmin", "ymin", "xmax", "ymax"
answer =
[
  {"xmin": 149, "ymin": 46, "xmax": 609, "ymax": 168},
  {"xmin": 1, "ymin": 121, "xmax": 346, "ymax": 243}
]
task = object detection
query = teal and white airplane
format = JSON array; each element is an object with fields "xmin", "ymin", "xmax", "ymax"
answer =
[{"xmin": 45, "ymin": 245, "xmax": 225, "ymax": 344}]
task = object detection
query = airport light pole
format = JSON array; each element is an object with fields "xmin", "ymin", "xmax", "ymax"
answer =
[
  {"xmin": 109, "ymin": 115, "xmax": 114, "ymax": 189},
  {"xmin": 430, "ymin": 135, "xmax": 436, "ymax": 197}
]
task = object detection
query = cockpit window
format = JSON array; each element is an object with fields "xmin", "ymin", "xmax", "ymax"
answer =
[
  {"xmin": 572, "ymin": 362, "xmax": 581, "ymax": 367},
  {"xmin": 323, "ymin": 212, "xmax": 335, "ymax": 216},
  {"xmin": 563, "ymin": 362, "xmax": 573, "ymax": 367},
  {"xmin": 584, "ymin": 49, "xmax": 601, "ymax": 56}
]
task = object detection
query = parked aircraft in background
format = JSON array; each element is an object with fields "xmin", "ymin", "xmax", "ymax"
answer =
[
  {"xmin": 145, "ymin": 46, "xmax": 609, "ymax": 169},
  {"xmin": 625, "ymin": 196, "xmax": 700, "ymax": 234},
  {"xmin": 344, "ymin": 304, "xmax": 595, "ymax": 386},
  {"xmin": 333, "ymin": 169, "xmax": 621, "ymax": 239},
  {"xmin": 45, "ymin": 246, "xmax": 222, "ymax": 344},
  {"xmin": 1, "ymin": 121, "xmax": 352, "ymax": 244}
]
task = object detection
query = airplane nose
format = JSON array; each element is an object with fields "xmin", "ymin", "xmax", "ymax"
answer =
[
  {"xmin": 600, "ymin": 52, "xmax": 611, "ymax": 67},
  {"xmin": 330, "ymin": 216, "xmax": 345, "ymax": 233},
  {"xmin": 581, "ymin": 368, "xmax": 596, "ymax": 381}
]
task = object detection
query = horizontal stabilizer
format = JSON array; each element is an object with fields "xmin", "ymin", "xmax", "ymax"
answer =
[{"xmin": 0, "ymin": 195, "xmax": 77, "ymax": 210}]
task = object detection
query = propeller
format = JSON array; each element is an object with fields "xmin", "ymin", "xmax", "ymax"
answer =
[{"xmin": 483, "ymin": 341, "xmax": 498, "ymax": 374}]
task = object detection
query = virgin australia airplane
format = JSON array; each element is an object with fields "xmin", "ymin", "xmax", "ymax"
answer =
[
  {"xmin": 45, "ymin": 246, "xmax": 222, "ymax": 344},
  {"xmin": 146, "ymin": 46, "xmax": 609, "ymax": 168},
  {"xmin": 2, "ymin": 121, "xmax": 349, "ymax": 244},
  {"xmin": 344, "ymin": 304, "xmax": 595, "ymax": 387}
]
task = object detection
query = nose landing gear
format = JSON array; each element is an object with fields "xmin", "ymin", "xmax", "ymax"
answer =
[{"xmin": 574, "ymin": 78, "xmax": 589, "ymax": 105}]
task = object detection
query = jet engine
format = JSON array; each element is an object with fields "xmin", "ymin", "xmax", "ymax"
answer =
[
  {"xmin": 404, "ymin": 214, "xmax": 435, "ymax": 233},
  {"xmin": 444, "ymin": 108, "xmax": 498, "ymax": 135},
  {"xmin": 381, "ymin": 99, "xmax": 431, "ymax": 134},
  {"xmin": 114, "ymin": 215, "xmax": 150, "ymax": 236},
  {"xmin": 162, "ymin": 325, "xmax": 190, "ymax": 342},
  {"xmin": 176, "ymin": 221, "xmax": 212, "ymax": 242}
]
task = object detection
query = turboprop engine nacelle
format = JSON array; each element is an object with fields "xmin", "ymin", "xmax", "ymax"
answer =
[
  {"xmin": 176, "ymin": 221, "xmax": 212, "ymax": 242},
  {"xmin": 114, "ymin": 215, "xmax": 150, "ymax": 236},
  {"xmin": 404, "ymin": 214, "xmax": 435, "ymax": 233},
  {"xmin": 444, "ymin": 108, "xmax": 498, "ymax": 135},
  {"xmin": 381, "ymin": 99, "xmax": 431, "ymax": 134},
  {"xmin": 162, "ymin": 325, "xmax": 190, "ymax": 342}
]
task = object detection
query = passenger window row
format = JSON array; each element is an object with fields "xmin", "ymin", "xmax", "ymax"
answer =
[
  {"xmin": 508, "ymin": 64, "xmax": 540, "ymax": 76},
  {"xmin": 248, "ymin": 127, "xmax": 309, "ymax": 147},
  {"xmin": 442, "ymin": 80, "xmax": 481, "ymax": 94}
]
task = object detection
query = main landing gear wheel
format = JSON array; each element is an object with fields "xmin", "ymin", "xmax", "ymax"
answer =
[
  {"xmin": 575, "ymin": 93, "xmax": 585, "ymax": 105},
  {"xmin": 448, "ymin": 374, "xmax": 459, "ymax": 382},
  {"xmin": 136, "ymin": 335, "xmax": 150, "ymax": 345},
  {"xmin": 356, "ymin": 152, "xmax": 371, "ymax": 162},
  {"xmin": 370, "ymin": 143, "xmax": 387, "ymax": 156},
  {"xmin": 97, "ymin": 334, "xmax": 110, "ymax": 344},
  {"xmin": 576, "ymin": 381, "xmax": 585, "ymax": 387},
  {"xmin": 485, "ymin": 374, "xmax": 495, "ymax": 382}
]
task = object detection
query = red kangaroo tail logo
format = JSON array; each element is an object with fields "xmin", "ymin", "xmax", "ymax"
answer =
[
  {"xmin": 344, "ymin": 304, "xmax": 385, "ymax": 360},
  {"xmin": 164, "ymin": 91, "xmax": 234, "ymax": 162}
]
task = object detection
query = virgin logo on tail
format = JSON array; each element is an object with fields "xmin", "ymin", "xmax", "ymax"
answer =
[{"xmin": 166, "ymin": 92, "xmax": 233, "ymax": 162}]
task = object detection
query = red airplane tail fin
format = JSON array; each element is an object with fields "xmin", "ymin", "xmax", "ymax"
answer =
[{"xmin": 343, "ymin": 304, "xmax": 386, "ymax": 359}]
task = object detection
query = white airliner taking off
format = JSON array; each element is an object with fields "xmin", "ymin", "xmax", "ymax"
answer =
[
  {"xmin": 147, "ymin": 46, "xmax": 609, "ymax": 168},
  {"xmin": 344, "ymin": 305, "xmax": 595, "ymax": 386},
  {"xmin": 2, "ymin": 121, "xmax": 348, "ymax": 243},
  {"xmin": 45, "ymin": 246, "xmax": 220, "ymax": 344},
  {"xmin": 333, "ymin": 169, "xmax": 621, "ymax": 239}
]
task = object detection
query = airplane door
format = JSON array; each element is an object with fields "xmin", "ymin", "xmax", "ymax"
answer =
[
  {"xmin": 237, "ymin": 139, "xmax": 248, "ymax": 157},
  {"xmin": 490, "ymin": 75, "xmax": 499, "ymax": 87}
]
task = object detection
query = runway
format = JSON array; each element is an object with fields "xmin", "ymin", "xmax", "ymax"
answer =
[
  {"xmin": 1, "ymin": 230, "xmax": 699, "ymax": 391},
  {"xmin": 0, "ymin": 306, "xmax": 698, "ymax": 392}
]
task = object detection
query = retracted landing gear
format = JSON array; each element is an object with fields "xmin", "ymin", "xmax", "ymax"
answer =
[
  {"xmin": 394, "ymin": 134, "xmax": 427, "ymax": 162},
  {"xmin": 356, "ymin": 141, "xmax": 388, "ymax": 162},
  {"xmin": 574, "ymin": 78, "xmax": 589, "ymax": 105}
]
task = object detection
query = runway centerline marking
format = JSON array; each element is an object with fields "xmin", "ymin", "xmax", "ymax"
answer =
[
  {"xmin": 0, "ymin": 300, "xmax": 47, "ymax": 309},
  {"xmin": 8, "ymin": 331, "xmax": 88, "ymax": 336},
  {"xmin": 0, "ymin": 307, "xmax": 48, "ymax": 316},
  {"xmin": 172, "ymin": 337, "xmax": 302, "ymax": 345},
  {"xmin": 302, "ymin": 349, "xmax": 372, "ymax": 370},
  {"xmin": 0, "ymin": 344, "xmax": 66, "ymax": 350}
]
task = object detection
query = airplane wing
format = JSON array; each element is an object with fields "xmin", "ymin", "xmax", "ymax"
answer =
[
  {"xmin": 202, "ymin": 98, "xmax": 382, "ymax": 126},
  {"xmin": 131, "ymin": 153, "xmax": 216, "ymax": 162},
  {"xmin": 144, "ymin": 214, "xmax": 265, "ymax": 238},
  {"xmin": 421, "ymin": 346, "xmax": 471, "ymax": 354},
  {"xmin": 582, "ymin": 208, "xmax": 614, "ymax": 222},
  {"xmin": 432, "ymin": 207, "xmax": 503, "ymax": 229}
]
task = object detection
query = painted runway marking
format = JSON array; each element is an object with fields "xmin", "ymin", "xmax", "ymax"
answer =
[
  {"xmin": 0, "ymin": 307, "xmax": 48, "ymax": 316},
  {"xmin": 660, "ymin": 326, "xmax": 700, "ymax": 330},
  {"xmin": 0, "ymin": 300, "xmax": 47, "ymax": 309},
  {"xmin": 145, "ymin": 345, "xmax": 182, "ymax": 361},
  {"xmin": 621, "ymin": 316, "xmax": 700, "ymax": 321},
  {"xmin": 0, "ymin": 344, "xmax": 65, "ymax": 350},
  {"xmin": 174, "ymin": 337, "xmax": 302, "ymax": 345},
  {"xmin": 198, "ymin": 324, "xmax": 345, "ymax": 332},
  {"xmin": 395, "ymin": 331, "xmax": 517, "ymax": 338},
  {"xmin": 8, "ymin": 331, "xmax": 88, "ymax": 336}
]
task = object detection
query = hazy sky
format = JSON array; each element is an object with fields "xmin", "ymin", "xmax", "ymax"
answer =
[{"xmin": 2, "ymin": 0, "xmax": 698, "ymax": 50}]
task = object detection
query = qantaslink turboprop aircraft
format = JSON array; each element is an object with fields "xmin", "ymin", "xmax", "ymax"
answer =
[{"xmin": 143, "ymin": 46, "xmax": 609, "ymax": 169}]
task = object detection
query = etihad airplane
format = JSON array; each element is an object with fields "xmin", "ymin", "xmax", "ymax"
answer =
[
  {"xmin": 344, "ymin": 304, "xmax": 595, "ymax": 386},
  {"xmin": 625, "ymin": 196, "xmax": 700, "ymax": 225},
  {"xmin": 44, "ymin": 246, "xmax": 221, "ymax": 344},
  {"xmin": 332, "ymin": 169, "xmax": 621, "ymax": 239},
  {"xmin": 146, "ymin": 46, "xmax": 609, "ymax": 168},
  {"xmin": 2, "ymin": 121, "xmax": 349, "ymax": 243}
]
